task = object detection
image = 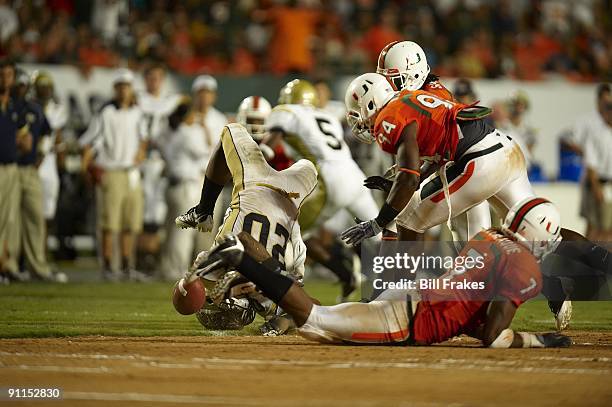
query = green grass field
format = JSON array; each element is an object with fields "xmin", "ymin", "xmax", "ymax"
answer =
[{"xmin": 1, "ymin": 282, "xmax": 611, "ymax": 338}]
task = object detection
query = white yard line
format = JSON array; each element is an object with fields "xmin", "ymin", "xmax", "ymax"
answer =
[
  {"xmin": 2, "ymin": 353, "xmax": 611, "ymax": 376},
  {"xmin": 62, "ymin": 391, "xmax": 459, "ymax": 407}
]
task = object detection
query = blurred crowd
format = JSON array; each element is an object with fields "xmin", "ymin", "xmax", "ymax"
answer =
[{"xmin": 0, "ymin": 0, "xmax": 610, "ymax": 81}]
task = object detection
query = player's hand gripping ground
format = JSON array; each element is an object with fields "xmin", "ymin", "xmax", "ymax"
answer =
[{"xmin": 538, "ymin": 333, "xmax": 572, "ymax": 348}]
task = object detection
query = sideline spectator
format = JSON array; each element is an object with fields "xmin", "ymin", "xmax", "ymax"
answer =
[
  {"xmin": 137, "ymin": 63, "xmax": 181, "ymax": 272},
  {"xmin": 160, "ymin": 99, "xmax": 211, "ymax": 281},
  {"xmin": 581, "ymin": 84, "xmax": 612, "ymax": 240},
  {"xmin": 80, "ymin": 68, "xmax": 148, "ymax": 281},
  {"xmin": 0, "ymin": 60, "xmax": 28, "ymax": 284},
  {"xmin": 504, "ymin": 90, "xmax": 538, "ymax": 166},
  {"xmin": 5, "ymin": 69, "xmax": 65, "ymax": 282},
  {"xmin": 187, "ymin": 74, "xmax": 227, "ymax": 250},
  {"xmin": 34, "ymin": 72, "xmax": 67, "ymax": 233}
]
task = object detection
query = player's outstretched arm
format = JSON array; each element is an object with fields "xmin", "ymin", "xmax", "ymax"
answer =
[
  {"xmin": 341, "ymin": 122, "xmax": 420, "ymax": 246},
  {"xmin": 235, "ymin": 231, "xmax": 317, "ymax": 326}
]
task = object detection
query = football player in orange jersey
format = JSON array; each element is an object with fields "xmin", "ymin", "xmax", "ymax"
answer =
[
  {"xmin": 372, "ymin": 41, "xmax": 491, "ymax": 241},
  {"xmin": 191, "ymin": 198, "xmax": 570, "ymax": 348},
  {"xmin": 340, "ymin": 72, "xmax": 530, "ymax": 247}
]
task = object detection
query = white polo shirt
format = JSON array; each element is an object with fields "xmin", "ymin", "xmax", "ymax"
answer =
[
  {"xmin": 193, "ymin": 106, "xmax": 227, "ymax": 147},
  {"xmin": 80, "ymin": 101, "xmax": 148, "ymax": 170},
  {"xmin": 583, "ymin": 114, "xmax": 612, "ymax": 179},
  {"xmin": 137, "ymin": 91, "xmax": 182, "ymax": 141},
  {"xmin": 164, "ymin": 122, "xmax": 211, "ymax": 182}
]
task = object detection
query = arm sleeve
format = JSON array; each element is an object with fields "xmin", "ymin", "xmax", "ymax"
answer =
[
  {"xmin": 265, "ymin": 108, "xmax": 296, "ymax": 135},
  {"xmin": 79, "ymin": 112, "xmax": 102, "ymax": 148},
  {"xmin": 583, "ymin": 135, "xmax": 599, "ymax": 171}
]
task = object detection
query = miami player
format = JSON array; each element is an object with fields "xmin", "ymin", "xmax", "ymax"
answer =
[
  {"xmin": 373, "ymin": 40, "xmax": 491, "ymax": 240},
  {"xmin": 341, "ymin": 72, "xmax": 520, "ymax": 247},
  {"xmin": 191, "ymin": 197, "xmax": 570, "ymax": 348}
]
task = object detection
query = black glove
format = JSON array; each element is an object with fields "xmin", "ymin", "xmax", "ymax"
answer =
[
  {"xmin": 538, "ymin": 332, "xmax": 572, "ymax": 348},
  {"xmin": 363, "ymin": 176, "xmax": 393, "ymax": 192}
]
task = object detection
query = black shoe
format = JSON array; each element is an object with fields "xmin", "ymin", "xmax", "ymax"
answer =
[
  {"xmin": 175, "ymin": 206, "xmax": 213, "ymax": 232},
  {"xmin": 195, "ymin": 234, "xmax": 244, "ymax": 278},
  {"xmin": 538, "ymin": 332, "xmax": 572, "ymax": 348}
]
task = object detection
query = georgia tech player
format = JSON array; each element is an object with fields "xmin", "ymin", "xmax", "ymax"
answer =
[
  {"xmin": 263, "ymin": 79, "xmax": 388, "ymax": 300},
  {"xmin": 373, "ymin": 40, "xmax": 491, "ymax": 241},
  {"xmin": 175, "ymin": 97, "xmax": 317, "ymax": 332},
  {"xmin": 193, "ymin": 198, "xmax": 571, "ymax": 348}
]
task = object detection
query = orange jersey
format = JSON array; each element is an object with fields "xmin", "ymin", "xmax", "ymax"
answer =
[
  {"xmin": 413, "ymin": 229, "xmax": 542, "ymax": 345},
  {"xmin": 422, "ymin": 79, "xmax": 454, "ymax": 101},
  {"xmin": 373, "ymin": 89, "xmax": 466, "ymax": 163}
]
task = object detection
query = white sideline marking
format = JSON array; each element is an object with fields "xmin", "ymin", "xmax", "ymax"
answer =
[
  {"xmin": 1, "ymin": 364, "xmax": 112, "ymax": 373},
  {"xmin": 0, "ymin": 351, "xmax": 157, "ymax": 361},
  {"xmin": 2, "ymin": 353, "xmax": 611, "ymax": 376},
  {"xmin": 63, "ymin": 391, "xmax": 458, "ymax": 407},
  {"xmin": 532, "ymin": 356, "xmax": 612, "ymax": 363}
]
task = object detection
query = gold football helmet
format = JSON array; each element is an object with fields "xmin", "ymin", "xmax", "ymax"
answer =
[{"xmin": 278, "ymin": 79, "xmax": 319, "ymax": 106}]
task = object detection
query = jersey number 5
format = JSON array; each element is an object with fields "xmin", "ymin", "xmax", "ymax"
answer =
[
  {"xmin": 243, "ymin": 212, "xmax": 290, "ymax": 269},
  {"xmin": 315, "ymin": 117, "xmax": 342, "ymax": 150}
]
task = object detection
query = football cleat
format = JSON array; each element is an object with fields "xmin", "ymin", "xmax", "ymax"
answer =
[
  {"xmin": 195, "ymin": 234, "xmax": 244, "ymax": 278},
  {"xmin": 208, "ymin": 271, "xmax": 243, "ymax": 304},
  {"xmin": 175, "ymin": 206, "xmax": 214, "ymax": 232},
  {"xmin": 550, "ymin": 299, "xmax": 572, "ymax": 331},
  {"xmin": 260, "ymin": 314, "xmax": 295, "ymax": 337}
]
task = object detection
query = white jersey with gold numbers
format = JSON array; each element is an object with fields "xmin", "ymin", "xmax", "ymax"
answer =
[
  {"xmin": 266, "ymin": 104, "xmax": 352, "ymax": 163},
  {"xmin": 214, "ymin": 123, "xmax": 317, "ymax": 278},
  {"xmin": 266, "ymin": 104, "xmax": 379, "ymax": 233}
]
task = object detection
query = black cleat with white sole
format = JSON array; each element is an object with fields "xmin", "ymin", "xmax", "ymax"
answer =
[
  {"xmin": 195, "ymin": 234, "xmax": 245, "ymax": 278},
  {"xmin": 175, "ymin": 206, "xmax": 213, "ymax": 232}
]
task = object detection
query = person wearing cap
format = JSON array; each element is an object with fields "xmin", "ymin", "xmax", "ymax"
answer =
[
  {"xmin": 189, "ymin": 74, "xmax": 228, "ymax": 248},
  {"xmin": 4, "ymin": 68, "xmax": 65, "ymax": 282},
  {"xmin": 0, "ymin": 60, "xmax": 30, "ymax": 283},
  {"xmin": 80, "ymin": 68, "xmax": 149, "ymax": 281}
]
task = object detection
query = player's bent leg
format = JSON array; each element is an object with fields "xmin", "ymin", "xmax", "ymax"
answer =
[
  {"xmin": 397, "ymin": 135, "xmax": 531, "ymax": 234},
  {"xmin": 298, "ymin": 299, "xmax": 410, "ymax": 344}
]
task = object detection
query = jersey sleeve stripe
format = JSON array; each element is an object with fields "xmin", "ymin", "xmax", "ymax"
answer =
[{"xmin": 401, "ymin": 95, "xmax": 432, "ymax": 118}]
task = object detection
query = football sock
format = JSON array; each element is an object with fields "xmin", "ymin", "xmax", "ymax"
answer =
[
  {"xmin": 238, "ymin": 254, "xmax": 294, "ymax": 304},
  {"xmin": 196, "ymin": 176, "xmax": 224, "ymax": 215}
]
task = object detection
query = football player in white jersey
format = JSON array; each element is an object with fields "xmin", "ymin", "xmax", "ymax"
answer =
[
  {"xmin": 176, "ymin": 97, "xmax": 317, "ymax": 334},
  {"xmin": 263, "ymin": 79, "xmax": 386, "ymax": 301}
]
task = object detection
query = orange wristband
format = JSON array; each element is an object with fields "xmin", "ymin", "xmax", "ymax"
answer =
[{"xmin": 398, "ymin": 167, "xmax": 420, "ymax": 177}]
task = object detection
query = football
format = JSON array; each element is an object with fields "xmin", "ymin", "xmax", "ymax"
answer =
[{"xmin": 172, "ymin": 277, "xmax": 206, "ymax": 315}]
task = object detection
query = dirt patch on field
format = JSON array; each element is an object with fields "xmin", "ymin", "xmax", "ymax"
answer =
[{"xmin": 1, "ymin": 331, "xmax": 612, "ymax": 407}]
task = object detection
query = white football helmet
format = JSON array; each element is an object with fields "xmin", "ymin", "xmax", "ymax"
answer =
[
  {"xmin": 377, "ymin": 41, "xmax": 430, "ymax": 91},
  {"xmin": 502, "ymin": 197, "xmax": 562, "ymax": 261},
  {"xmin": 344, "ymin": 73, "xmax": 395, "ymax": 144},
  {"xmin": 236, "ymin": 96, "xmax": 272, "ymax": 141}
]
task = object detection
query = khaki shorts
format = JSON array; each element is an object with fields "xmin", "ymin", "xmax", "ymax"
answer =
[
  {"xmin": 96, "ymin": 169, "xmax": 144, "ymax": 233},
  {"xmin": 0, "ymin": 164, "xmax": 19, "ymax": 243},
  {"xmin": 583, "ymin": 186, "xmax": 612, "ymax": 232}
]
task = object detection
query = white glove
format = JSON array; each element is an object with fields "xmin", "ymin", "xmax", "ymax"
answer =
[{"xmin": 340, "ymin": 218, "xmax": 383, "ymax": 246}]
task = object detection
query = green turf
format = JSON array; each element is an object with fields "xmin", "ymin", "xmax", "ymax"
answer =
[{"xmin": 0, "ymin": 282, "xmax": 610, "ymax": 338}]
